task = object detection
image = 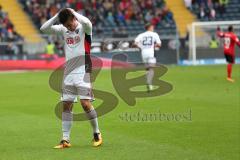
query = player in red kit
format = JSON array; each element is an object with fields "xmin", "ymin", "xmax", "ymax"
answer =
[{"xmin": 217, "ymin": 25, "xmax": 240, "ymax": 82}]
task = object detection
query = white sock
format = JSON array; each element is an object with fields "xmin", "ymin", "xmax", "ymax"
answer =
[
  {"xmin": 146, "ymin": 69, "xmax": 154, "ymax": 85},
  {"xmin": 85, "ymin": 107, "xmax": 100, "ymax": 134},
  {"xmin": 62, "ymin": 111, "xmax": 73, "ymax": 141}
]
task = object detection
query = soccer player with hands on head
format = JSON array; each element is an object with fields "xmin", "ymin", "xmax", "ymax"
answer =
[{"xmin": 40, "ymin": 8, "xmax": 102, "ymax": 149}]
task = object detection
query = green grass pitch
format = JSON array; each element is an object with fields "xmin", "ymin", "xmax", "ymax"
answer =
[{"xmin": 0, "ymin": 65, "xmax": 239, "ymax": 160}]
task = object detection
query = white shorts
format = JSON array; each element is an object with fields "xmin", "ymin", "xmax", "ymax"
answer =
[
  {"xmin": 61, "ymin": 73, "xmax": 94, "ymax": 102},
  {"xmin": 142, "ymin": 57, "xmax": 156, "ymax": 67}
]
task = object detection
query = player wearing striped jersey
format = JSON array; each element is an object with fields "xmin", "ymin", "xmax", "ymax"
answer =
[
  {"xmin": 40, "ymin": 8, "xmax": 102, "ymax": 148},
  {"xmin": 217, "ymin": 25, "xmax": 240, "ymax": 82},
  {"xmin": 134, "ymin": 23, "xmax": 161, "ymax": 92}
]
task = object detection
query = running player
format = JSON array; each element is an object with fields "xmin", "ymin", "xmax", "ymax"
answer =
[
  {"xmin": 217, "ymin": 25, "xmax": 240, "ymax": 82},
  {"xmin": 40, "ymin": 8, "xmax": 102, "ymax": 148},
  {"xmin": 134, "ymin": 23, "xmax": 161, "ymax": 91}
]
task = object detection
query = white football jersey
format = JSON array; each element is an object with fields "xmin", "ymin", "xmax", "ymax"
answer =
[
  {"xmin": 135, "ymin": 31, "xmax": 161, "ymax": 59},
  {"xmin": 51, "ymin": 23, "xmax": 91, "ymax": 74},
  {"xmin": 40, "ymin": 11, "xmax": 92, "ymax": 74}
]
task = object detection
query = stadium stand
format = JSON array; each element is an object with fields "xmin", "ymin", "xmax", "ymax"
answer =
[
  {"xmin": 19, "ymin": 0, "xmax": 177, "ymax": 38},
  {"xmin": 0, "ymin": 5, "xmax": 23, "ymax": 42},
  {"xmin": 187, "ymin": 0, "xmax": 240, "ymax": 21},
  {"xmin": 166, "ymin": 0, "xmax": 196, "ymax": 37},
  {"xmin": 0, "ymin": 0, "xmax": 43, "ymax": 43}
]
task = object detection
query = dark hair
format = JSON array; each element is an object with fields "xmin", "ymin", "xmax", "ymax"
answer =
[
  {"xmin": 228, "ymin": 25, "xmax": 233, "ymax": 32},
  {"xmin": 145, "ymin": 23, "xmax": 153, "ymax": 30},
  {"xmin": 58, "ymin": 8, "xmax": 74, "ymax": 24}
]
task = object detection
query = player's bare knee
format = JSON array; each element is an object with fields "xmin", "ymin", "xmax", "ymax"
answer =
[
  {"xmin": 63, "ymin": 101, "xmax": 73, "ymax": 112},
  {"xmin": 80, "ymin": 100, "xmax": 92, "ymax": 111}
]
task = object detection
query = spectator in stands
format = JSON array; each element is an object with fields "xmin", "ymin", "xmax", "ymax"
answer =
[
  {"xmin": 116, "ymin": 10, "xmax": 127, "ymax": 26},
  {"xmin": 145, "ymin": 11, "xmax": 153, "ymax": 22},
  {"xmin": 162, "ymin": 6, "xmax": 173, "ymax": 23},
  {"xmin": 107, "ymin": 11, "xmax": 115, "ymax": 25},
  {"xmin": 198, "ymin": 6, "xmax": 206, "ymax": 19},
  {"xmin": 75, "ymin": 0, "xmax": 84, "ymax": 13},
  {"xmin": 210, "ymin": 7, "xmax": 216, "ymax": 20},
  {"xmin": 0, "ymin": 23, "xmax": 8, "ymax": 41}
]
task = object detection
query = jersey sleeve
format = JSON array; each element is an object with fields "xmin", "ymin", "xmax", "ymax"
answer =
[
  {"xmin": 154, "ymin": 33, "xmax": 161, "ymax": 45},
  {"xmin": 46, "ymin": 25, "xmax": 63, "ymax": 34},
  {"xmin": 233, "ymin": 35, "xmax": 240, "ymax": 46},
  {"xmin": 40, "ymin": 14, "xmax": 63, "ymax": 34},
  {"xmin": 71, "ymin": 10, "xmax": 92, "ymax": 35},
  {"xmin": 135, "ymin": 34, "xmax": 141, "ymax": 43},
  {"xmin": 134, "ymin": 34, "xmax": 142, "ymax": 48}
]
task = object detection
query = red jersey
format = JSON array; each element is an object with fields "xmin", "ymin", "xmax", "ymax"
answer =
[{"xmin": 217, "ymin": 31, "xmax": 240, "ymax": 55}]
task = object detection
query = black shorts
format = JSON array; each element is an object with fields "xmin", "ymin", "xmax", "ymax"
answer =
[{"xmin": 224, "ymin": 54, "xmax": 235, "ymax": 63}]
